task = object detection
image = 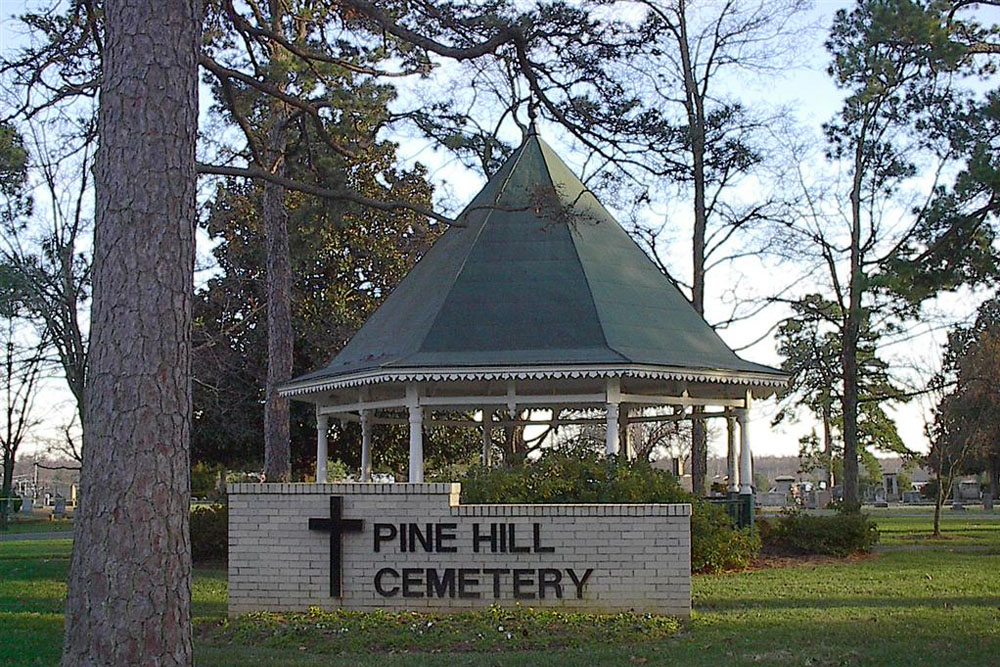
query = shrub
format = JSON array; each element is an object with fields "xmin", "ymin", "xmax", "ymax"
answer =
[
  {"xmin": 191, "ymin": 503, "xmax": 228, "ymax": 562},
  {"xmin": 758, "ymin": 510, "xmax": 879, "ymax": 557},
  {"xmin": 691, "ymin": 503, "xmax": 760, "ymax": 572},
  {"xmin": 0, "ymin": 496, "xmax": 22, "ymax": 514},
  {"xmin": 191, "ymin": 463, "xmax": 226, "ymax": 500},
  {"xmin": 459, "ymin": 447, "xmax": 759, "ymax": 573}
]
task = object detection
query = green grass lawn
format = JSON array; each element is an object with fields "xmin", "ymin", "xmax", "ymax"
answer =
[
  {"xmin": 872, "ymin": 510, "xmax": 1000, "ymax": 546},
  {"xmin": 0, "ymin": 519, "xmax": 75, "ymax": 535},
  {"xmin": 3, "ymin": 538, "xmax": 999, "ymax": 667}
]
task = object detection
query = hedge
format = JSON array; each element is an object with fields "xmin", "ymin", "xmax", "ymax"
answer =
[
  {"xmin": 459, "ymin": 447, "xmax": 759, "ymax": 573},
  {"xmin": 191, "ymin": 503, "xmax": 228, "ymax": 562},
  {"xmin": 758, "ymin": 511, "xmax": 879, "ymax": 557}
]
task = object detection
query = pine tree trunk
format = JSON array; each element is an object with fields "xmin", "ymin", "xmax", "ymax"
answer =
[
  {"xmin": 986, "ymin": 461, "xmax": 997, "ymax": 510},
  {"xmin": 842, "ymin": 313, "xmax": 861, "ymax": 510},
  {"xmin": 933, "ymin": 469, "xmax": 944, "ymax": 537},
  {"xmin": 261, "ymin": 0, "xmax": 292, "ymax": 481},
  {"xmin": 676, "ymin": 1, "xmax": 709, "ymax": 498},
  {"xmin": 822, "ymin": 402, "xmax": 834, "ymax": 488},
  {"xmin": 1, "ymin": 451, "xmax": 13, "ymax": 530},
  {"xmin": 841, "ymin": 114, "xmax": 868, "ymax": 513},
  {"xmin": 690, "ymin": 417, "xmax": 707, "ymax": 496},
  {"xmin": 61, "ymin": 1, "xmax": 200, "ymax": 664},
  {"xmin": 262, "ymin": 121, "xmax": 292, "ymax": 482}
]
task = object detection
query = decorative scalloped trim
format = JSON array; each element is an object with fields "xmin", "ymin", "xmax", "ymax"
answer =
[{"xmin": 280, "ymin": 365, "xmax": 788, "ymax": 397}]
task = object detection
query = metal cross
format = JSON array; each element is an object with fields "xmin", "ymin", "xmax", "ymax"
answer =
[{"xmin": 308, "ymin": 496, "xmax": 363, "ymax": 597}]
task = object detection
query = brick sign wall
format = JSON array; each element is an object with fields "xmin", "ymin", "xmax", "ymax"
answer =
[{"xmin": 227, "ymin": 483, "xmax": 691, "ymax": 617}]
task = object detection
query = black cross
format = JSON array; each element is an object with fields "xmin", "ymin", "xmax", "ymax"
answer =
[{"xmin": 308, "ymin": 496, "xmax": 364, "ymax": 597}]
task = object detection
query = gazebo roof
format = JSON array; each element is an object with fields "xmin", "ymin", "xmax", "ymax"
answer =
[{"xmin": 283, "ymin": 130, "xmax": 786, "ymax": 397}]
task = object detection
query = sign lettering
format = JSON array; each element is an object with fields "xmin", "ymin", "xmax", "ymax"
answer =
[{"xmin": 310, "ymin": 497, "xmax": 595, "ymax": 600}]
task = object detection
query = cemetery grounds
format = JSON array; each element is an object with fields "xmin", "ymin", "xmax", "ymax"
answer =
[{"xmin": 1, "ymin": 510, "xmax": 999, "ymax": 667}]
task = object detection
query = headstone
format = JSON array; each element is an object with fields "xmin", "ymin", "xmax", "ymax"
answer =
[
  {"xmin": 983, "ymin": 493, "xmax": 993, "ymax": 511},
  {"xmin": 671, "ymin": 457, "xmax": 682, "ymax": 477},
  {"xmin": 20, "ymin": 497, "xmax": 32, "ymax": 514},
  {"xmin": 53, "ymin": 497, "xmax": 66, "ymax": 519},
  {"xmin": 755, "ymin": 491, "xmax": 787, "ymax": 507}
]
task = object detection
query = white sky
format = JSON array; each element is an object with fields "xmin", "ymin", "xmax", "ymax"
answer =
[{"xmin": 1, "ymin": 0, "xmax": 991, "ymax": 460}]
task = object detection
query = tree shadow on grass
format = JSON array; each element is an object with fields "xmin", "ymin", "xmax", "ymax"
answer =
[{"xmin": 697, "ymin": 594, "xmax": 1000, "ymax": 612}]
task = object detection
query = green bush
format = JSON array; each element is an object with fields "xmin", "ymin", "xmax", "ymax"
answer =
[
  {"xmin": 691, "ymin": 503, "xmax": 761, "ymax": 572},
  {"xmin": 0, "ymin": 496, "xmax": 22, "ymax": 514},
  {"xmin": 758, "ymin": 510, "xmax": 879, "ymax": 557},
  {"xmin": 191, "ymin": 463, "xmax": 226, "ymax": 500},
  {"xmin": 191, "ymin": 503, "xmax": 228, "ymax": 562},
  {"xmin": 459, "ymin": 447, "xmax": 759, "ymax": 573}
]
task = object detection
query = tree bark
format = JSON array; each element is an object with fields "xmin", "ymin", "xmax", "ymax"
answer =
[
  {"xmin": 263, "ymin": 122, "xmax": 292, "ymax": 482},
  {"xmin": 262, "ymin": 1, "xmax": 292, "ymax": 482},
  {"xmin": 842, "ymin": 303, "xmax": 861, "ymax": 509},
  {"xmin": 1, "ymin": 450, "xmax": 13, "ymax": 530},
  {"xmin": 841, "ymin": 114, "xmax": 868, "ymax": 512},
  {"xmin": 933, "ymin": 468, "xmax": 944, "ymax": 537},
  {"xmin": 676, "ymin": 0, "xmax": 709, "ymax": 497},
  {"xmin": 989, "ymin": 462, "xmax": 999, "ymax": 509},
  {"xmin": 822, "ymin": 401, "xmax": 834, "ymax": 489},
  {"xmin": 61, "ymin": 1, "xmax": 200, "ymax": 665}
]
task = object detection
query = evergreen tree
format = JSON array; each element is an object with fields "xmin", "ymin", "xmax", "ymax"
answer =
[{"xmin": 781, "ymin": 0, "xmax": 1000, "ymax": 507}]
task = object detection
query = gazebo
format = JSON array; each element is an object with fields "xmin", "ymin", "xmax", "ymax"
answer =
[{"xmin": 280, "ymin": 126, "xmax": 788, "ymax": 503}]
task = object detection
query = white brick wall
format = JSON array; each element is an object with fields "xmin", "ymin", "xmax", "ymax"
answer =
[{"xmin": 227, "ymin": 483, "xmax": 691, "ymax": 617}]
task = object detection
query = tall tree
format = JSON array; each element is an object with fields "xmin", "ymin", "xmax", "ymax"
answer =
[
  {"xmin": 774, "ymin": 294, "xmax": 910, "ymax": 491},
  {"xmin": 0, "ymin": 124, "xmax": 93, "ymax": 458},
  {"xmin": 0, "ymin": 305, "xmax": 46, "ymax": 530},
  {"xmin": 0, "ymin": 124, "xmax": 43, "ymax": 528},
  {"xmin": 780, "ymin": 0, "xmax": 1000, "ymax": 508},
  {"xmin": 199, "ymin": 0, "xmax": 644, "ymax": 478},
  {"xmin": 497, "ymin": 0, "xmax": 809, "ymax": 494},
  {"xmin": 928, "ymin": 297, "xmax": 1000, "ymax": 531},
  {"xmin": 774, "ymin": 296, "xmax": 842, "ymax": 489},
  {"xmin": 61, "ymin": 1, "xmax": 201, "ymax": 665},
  {"xmin": 193, "ymin": 90, "xmax": 439, "ymax": 471},
  {"xmin": 4, "ymin": 0, "xmax": 536, "ymax": 481}
]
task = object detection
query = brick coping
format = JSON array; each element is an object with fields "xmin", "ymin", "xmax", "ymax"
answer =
[
  {"xmin": 228, "ymin": 482, "xmax": 460, "ymax": 495},
  {"xmin": 226, "ymin": 483, "xmax": 691, "ymax": 516}
]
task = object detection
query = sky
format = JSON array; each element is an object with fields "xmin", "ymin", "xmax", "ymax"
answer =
[
  {"xmin": 0, "ymin": 0, "xmax": 990, "ymax": 463},
  {"xmin": 377, "ymin": 0, "xmax": 961, "ymax": 460}
]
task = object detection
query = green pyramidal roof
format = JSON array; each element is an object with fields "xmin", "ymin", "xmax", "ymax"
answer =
[{"xmin": 289, "ymin": 132, "xmax": 784, "ymax": 388}]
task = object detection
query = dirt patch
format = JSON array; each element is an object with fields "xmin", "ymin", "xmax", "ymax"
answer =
[{"xmin": 743, "ymin": 552, "xmax": 879, "ymax": 571}]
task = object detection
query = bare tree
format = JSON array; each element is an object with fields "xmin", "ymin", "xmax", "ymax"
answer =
[
  {"xmin": 0, "ymin": 122, "xmax": 92, "ymax": 443},
  {"xmin": 619, "ymin": 0, "xmax": 810, "ymax": 495},
  {"xmin": 0, "ymin": 317, "xmax": 46, "ymax": 529},
  {"xmin": 61, "ymin": 1, "xmax": 201, "ymax": 664}
]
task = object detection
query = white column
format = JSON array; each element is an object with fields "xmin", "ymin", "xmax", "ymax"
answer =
[
  {"xmin": 407, "ymin": 385, "xmax": 424, "ymax": 483},
  {"xmin": 736, "ymin": 407, "xmax": 753, "ymax": 495},
  {"xmin": 726, "ymin": 411, "xmax": 738, "ymax": 494},
  {"xmin": 360, "ymin": 410, "xmax": 372, "ymax": 483},
  {"xmin": 315, "ymin": 411, "xmax": 329, "ymax": 484},
  {"xmin": 482, "ymin": 410, "xmax": 492, "ymax": 467},
  {"xmin": 605, "ymin": 378, "xmax": 621, "ymax": 456}
]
